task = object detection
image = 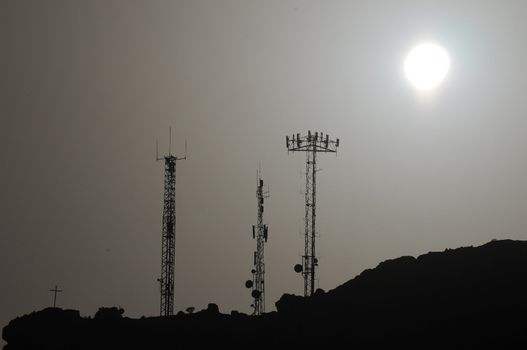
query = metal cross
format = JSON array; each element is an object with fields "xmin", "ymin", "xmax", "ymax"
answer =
[{"xmin": 49, "ymin": 285, "xmax": 62, "ymax": 308}]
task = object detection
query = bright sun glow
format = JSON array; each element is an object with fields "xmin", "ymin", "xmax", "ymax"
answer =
[{"xmin": 404, "ymin": 43, "xmax": 450, "ymax": 91}]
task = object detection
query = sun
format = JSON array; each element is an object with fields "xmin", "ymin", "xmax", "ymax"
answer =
[{"xmin": 404, "ymin": 43, "xmax": 450, "ymax": 91}]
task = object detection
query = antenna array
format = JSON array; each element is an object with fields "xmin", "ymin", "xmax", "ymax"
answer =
[
  {"xmin": 245, "ymin": 169, "xmax": 269, "ymax": 315},
  {"xmin": 286, "ymin": 131, "xmax": 339, "ymax": 296}
]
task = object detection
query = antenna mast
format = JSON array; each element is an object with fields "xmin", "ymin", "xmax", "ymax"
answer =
[
  {"xmin": 286, "ymin": 131, "xmax": 339, "ymax": 297},
  {"xmin": 156, "ymin": 129, "xmax": 186, "ymax": 317},
  {"xmin": 245, "ymin": 168, "xmax": 269, "ymax": 315}
]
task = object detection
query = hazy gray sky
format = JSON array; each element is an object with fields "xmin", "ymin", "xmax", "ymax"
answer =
[{"xmin": 3, "ymin": 0, "xmax": 527, "ymax": 332}]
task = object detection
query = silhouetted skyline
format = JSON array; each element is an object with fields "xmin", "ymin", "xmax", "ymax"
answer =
[
  {"xmin": 3, "ymin": 1, "xmax": 527, "ymax": 341},
  {"xmin": 5, "ymin": 240, "xmax": 527, "ymax": 348}
]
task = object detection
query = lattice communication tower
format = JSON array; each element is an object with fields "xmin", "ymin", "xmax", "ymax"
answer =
[{"xmin": 286, "ymin": 131, "xmax": 339, "ymax": 297}]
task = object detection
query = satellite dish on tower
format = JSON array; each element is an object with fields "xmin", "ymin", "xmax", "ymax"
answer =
[
  {"xmin": 245, "ymin": 280, "xmax": 253, "ymax": 289},
  {"xmin": 294, "ymin": 264, "xmax": 303, "ymax": 273}
]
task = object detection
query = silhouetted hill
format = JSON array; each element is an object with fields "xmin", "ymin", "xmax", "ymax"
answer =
[{"xmin": 5, "ymin": 240, "xmax": 527, "ymax": 349}]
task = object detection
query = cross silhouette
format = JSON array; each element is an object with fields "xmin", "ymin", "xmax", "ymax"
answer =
[{"xmin": 49, "ymin": 285, "xmax": 62, "ymax": 308}]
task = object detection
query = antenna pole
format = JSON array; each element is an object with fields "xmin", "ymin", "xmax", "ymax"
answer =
[
  {"xmin": 156, "ymin": 132, "xmax": 186, "ymax": 317},
  {"xmin": 245, "ymin": 168, "xmax": 269, "ymax": 315},
  {"xmin": 169, "ymin": 127, "xmax": 172, "ymax": 156},
  {"xmin": 286, "ymin": 131, "xmax": 339, "ymax": 297}
]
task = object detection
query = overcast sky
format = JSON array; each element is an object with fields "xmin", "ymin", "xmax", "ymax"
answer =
[{"xmin": 3, "ymin": 0, "xmax": 527, "ymax": 332}]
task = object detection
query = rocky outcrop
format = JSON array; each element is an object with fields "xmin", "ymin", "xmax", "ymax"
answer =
[{"xmin": 5, "ymin": 240, "xmax": 527, "ymax": 349}]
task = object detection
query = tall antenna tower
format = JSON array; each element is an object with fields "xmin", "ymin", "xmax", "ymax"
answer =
[
  {"xmin": 156, "ymin": 128, "xmax": 186, "ymax": 317},
  {"xmin": 286, "ymin": 131, "xmax": 339, "ymax": 297},
  {"xmin": 245, "ymin": 168, "xmax": 269, "ymax": 315}
]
